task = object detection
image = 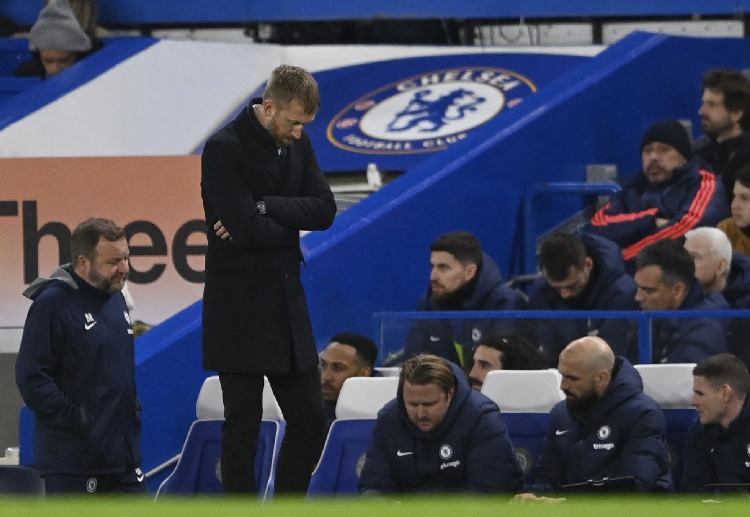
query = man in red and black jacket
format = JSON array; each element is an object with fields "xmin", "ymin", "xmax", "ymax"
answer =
[{"xmin": 587, "ymin": 120, "xmax": 730, "ymax": 265}]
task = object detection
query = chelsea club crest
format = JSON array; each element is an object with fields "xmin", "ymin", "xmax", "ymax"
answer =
[{"xmin": 328, "ymin": 67, "xmax": 536, "ymax": 155}]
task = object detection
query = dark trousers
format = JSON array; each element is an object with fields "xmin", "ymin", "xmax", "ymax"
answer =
[{"xmin": 219, "ymin": 367, "xmax": 325, "ymax": 495}]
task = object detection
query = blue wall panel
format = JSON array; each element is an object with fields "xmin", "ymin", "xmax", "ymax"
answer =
[
  {"xmin": 134, "ymin": 301, "xmax": 208, "ymax": 485},
  {"xmin": 4, "ymin": 1, "xmax": 750, "ymax": 26},
  {"xmin": 301, "ymin": 32, "xmax": 750, "ymax": 348}
]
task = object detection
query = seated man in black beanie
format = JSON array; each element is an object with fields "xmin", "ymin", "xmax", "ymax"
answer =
[{"xmin": 586, "ymin": 120, "xmax": 730, "ymax": 265}]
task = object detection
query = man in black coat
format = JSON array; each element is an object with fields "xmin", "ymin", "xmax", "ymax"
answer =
[
  {"xmin": 682, "ymin": 353, "xmax": 750, "ymax": 491},
  {"xmin": 201, "ymin": 64, "xmax": 337, "ymax": 494}
]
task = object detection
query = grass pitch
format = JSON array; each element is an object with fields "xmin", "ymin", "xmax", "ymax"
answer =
[{"xmin": 0, "ymin": 494, "xmax": 748, "ymax": 517}]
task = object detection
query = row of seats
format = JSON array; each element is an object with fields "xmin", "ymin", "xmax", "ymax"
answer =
[{"xmin": 156, "ymin": 363, "xmax": 697, "ymax": 497}]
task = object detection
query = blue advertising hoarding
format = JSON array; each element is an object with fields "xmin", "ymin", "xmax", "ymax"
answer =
[{"xmin": 303, "ymin": 53, "xmax": 589, "ymax": 172}]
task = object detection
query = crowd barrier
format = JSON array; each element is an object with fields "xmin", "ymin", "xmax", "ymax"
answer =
[{"xmin": 373, "ymin": 309, "xmax": 750, "ymax": 365}]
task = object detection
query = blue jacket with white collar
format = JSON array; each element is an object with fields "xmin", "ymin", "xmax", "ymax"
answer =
[
  {"xmin": 359, "ymin": 361, "xmax": 522, "ymax": 494},
  {"xmin": 15, "ymin": 264, "xmax": 141, "ymax": 476},
  {"xmin": 531, "ymin": 357, "xmax": 673, "ymax": 492}
]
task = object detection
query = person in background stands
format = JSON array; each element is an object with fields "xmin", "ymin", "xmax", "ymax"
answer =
[
  {"xmin": 694, "ymin": 69, "xmax": 750, "ymax": 204},
  {"xmin": 718, "ymin": 163, "xmax": 750, "ymax": 256},
  {"xmin": 587, "ymin": 120, "xmax": 729, "ymax": 263},
  {"xmin": 14, "ymin": 0, "xmax": 96, "ymax": 79},
  {"xmin": 467, "ymin": 334, "xmax": 546, "ymax": 391}
]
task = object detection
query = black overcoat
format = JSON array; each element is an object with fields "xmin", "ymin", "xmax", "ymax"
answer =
[{"xmin": 200, "ymin": 103, "xmax": 336, "ymax": 374}]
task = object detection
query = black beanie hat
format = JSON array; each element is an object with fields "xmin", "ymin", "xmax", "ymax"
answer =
[{"xmin": 640, "ymin": 120, "xmax": 693, "ymax": 160}]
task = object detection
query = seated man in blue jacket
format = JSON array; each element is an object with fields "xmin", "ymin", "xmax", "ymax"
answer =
[
  {"xmin": 402, "ymin": 231, "xmax": 527, "ymax": 369},
  {"xmin": 359, "ymin": 354, "xmax": 522, "ymax": 494},
  {"xmin": 515, "ymin": 336, "xmax": 673, "ymax": 500},
  {"xmin": 634, "ymin": 239, "xmax": 728, "ymax": 363},
  {"xmin": 528, "ymin": 231, "xmax": 639, "ymax": 365},
  {"xmin": 684, "ymin": 226, "xmax": 750, "ymax": 370},
  {"xmin": 587, "ymin": 119, "xmax": 729, "ymax": 264},
  {"xmin": 682, "ymin": 353, "xmax": 750, "ymax": 491}
]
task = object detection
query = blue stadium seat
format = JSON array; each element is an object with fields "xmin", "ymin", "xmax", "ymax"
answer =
[
  {"xmin": 155, "ymin": 418, "xmax": 284, "ymax": 499},
  {"xmin": 307, "ymin": 377, "xmax": 395, "ymax": 495},
  {"xmin": 307, "ymin": 419, "xmax": 376, "ymax": 496},
  {"xmin": 500, "ymin": 412, "xmax": 550, "ymax": 483},
  {"xmin": 635, "ymin": 363, "xmax": 696, "ymax": 489},
  {"xmin": 0, "ymin": 465, "xmax": 44, "ymax": 495}
]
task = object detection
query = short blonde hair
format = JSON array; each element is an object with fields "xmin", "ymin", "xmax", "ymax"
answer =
[{"xmin": 400, "ymin": 354, "xmax": 455, "ymax": 395}]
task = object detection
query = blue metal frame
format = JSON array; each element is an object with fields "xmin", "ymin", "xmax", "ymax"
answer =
[
  {"xmin": 522, "ymin": 181, "xmax": 622, "ymax": 275},
  {"xmin": 373, "ymin": 309, "xmax": 750, "ymax": 365}
]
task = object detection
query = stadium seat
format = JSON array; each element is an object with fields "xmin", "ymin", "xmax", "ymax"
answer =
[
  {"xmin": 307, "ymin": 376, "xmax": 398, "ymax": 496},
  {"xmin": 157, "ymin": 375, "xmax": 285, "ymax": 498},
  {"xmin": 635, "ymin": 363, "xmax": 695, "ymax": 409},
  {"xmin": 634, "ymin": 363, "xmax": 696, "ymax": 489},
  {"xmin": 155, "ymin": 418, "xmax": 284, "ymax": 499},
  {"xmin": 374, "ymin": 366, "xmax": 400, "ymax": 377},
  {"xmin": 307, "ymin": 419, "xmax": 377, "ymax": 496},
  {"xmin": 0, "ymin": 465, "xmax": 44, "ymax": 496},
  {"xmin": 481, "ymin": 369, "xmax": 564, "ymax": 483},
  {"xmin": 195, "ymin": 375, "xmax": 283, "ymax": 421},
  {"xmin": 481, "ymin": 369, "xmax": 564, "ymax": 413},
  {"xmin": 335, "ymin": 376, "xmax": 399, "ymax": 419}
]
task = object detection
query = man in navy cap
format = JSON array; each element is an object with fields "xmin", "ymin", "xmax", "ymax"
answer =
[{"xmin": 586, "ymin": 120, "xmax": 730, "ymax": 264}]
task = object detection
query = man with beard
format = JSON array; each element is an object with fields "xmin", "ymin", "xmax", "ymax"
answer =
[
  {"xmin": 694, "ymin": 69, "xmax": 750, "ymax": 204},
  {"xmin": 515, "ymin": 336, "xmax": 673, "ymax": 498},
  {"xmin": 401, "ymin": 231, "xmax": 527, "ymax": 369},
  {"xmin": 527, "ymin": 231, "xmax": 639, "ymax": 366},
  {"xmin": 359, "ymin": 354, "xmax": 522, "ymax": 494},
  {"xmin": 15, "ymin": 218, "xmax": 144, "ymax": 494},
  {"xmin": 587, "ymin": 120, "xmax": 729, "ymax": 263}
]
